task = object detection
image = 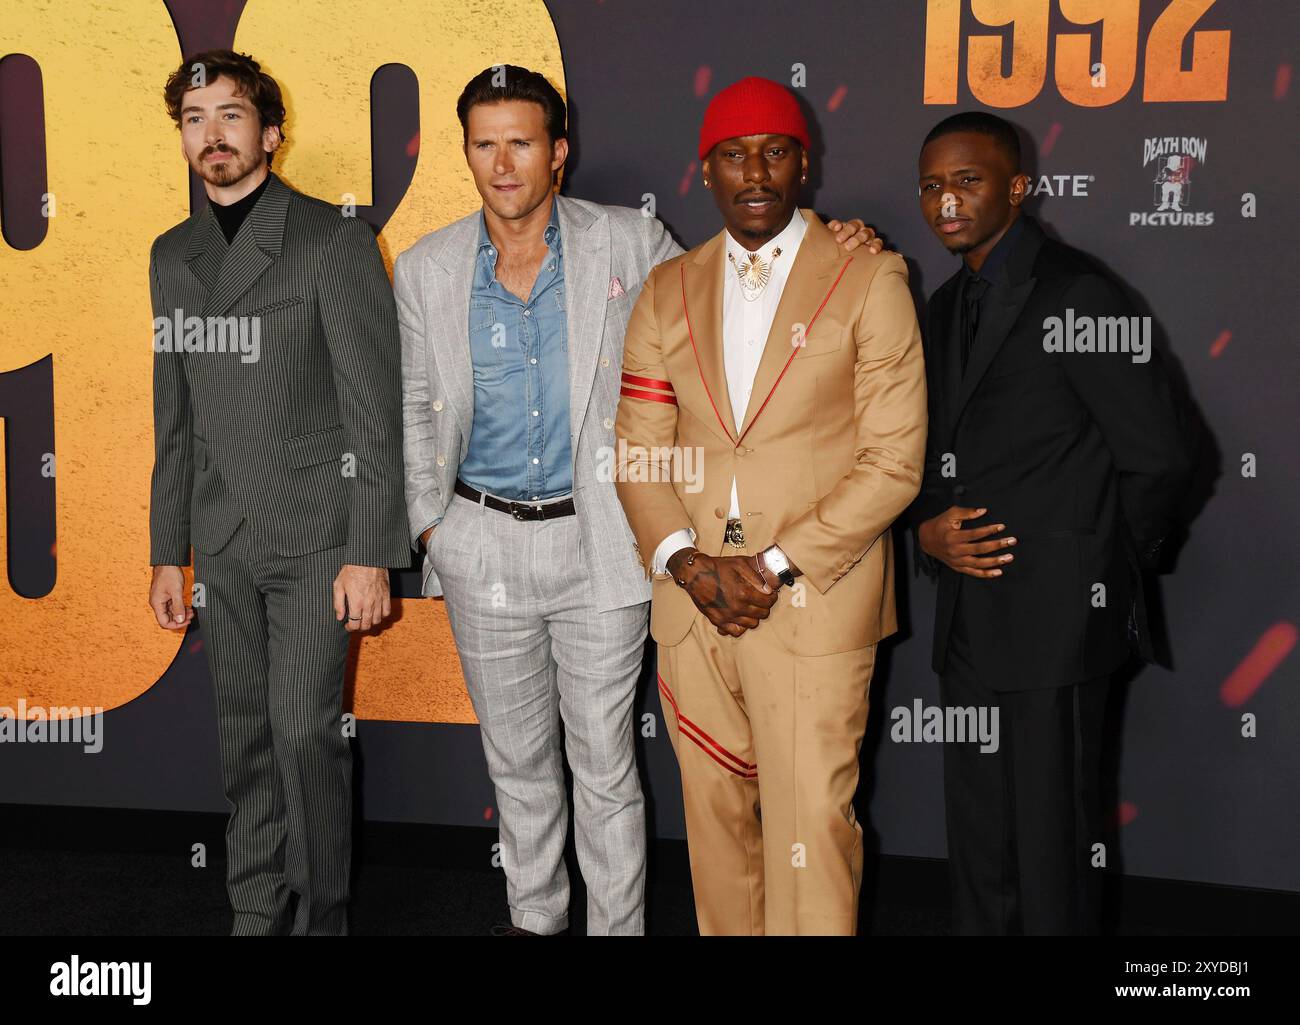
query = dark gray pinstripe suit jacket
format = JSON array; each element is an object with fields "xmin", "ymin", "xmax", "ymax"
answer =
[{"xmin": 148, "ymin": 172, "xmax": 409, "ymax": 569}]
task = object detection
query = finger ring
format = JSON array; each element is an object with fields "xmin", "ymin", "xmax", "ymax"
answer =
[{"xmin": 348, "ymin": 616, "xmax": 362, "ymax": 621}]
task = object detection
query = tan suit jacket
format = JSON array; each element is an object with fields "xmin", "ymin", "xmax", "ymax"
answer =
[{"xmin": 613, "ymin": 210, "xmax": 927, "ymax": 656}]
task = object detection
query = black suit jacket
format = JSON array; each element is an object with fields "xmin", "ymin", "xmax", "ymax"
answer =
[
  {"xmin": 148, "ymin": 172, "xmax": 409, "ymax": 568},
  {"xmin": 911, "ymin": 216, "xmax": 1191, "ymax": 690}
]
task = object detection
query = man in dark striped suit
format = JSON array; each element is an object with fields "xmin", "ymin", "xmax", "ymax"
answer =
[{"xmin": 146, "ymin": 50, "xmax": 409, "ymax": 935}]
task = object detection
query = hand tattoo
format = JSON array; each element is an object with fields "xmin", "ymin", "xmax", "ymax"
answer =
[{"xmin": 690, "ymin": 565, "xmax": 732, "ymax": 611}]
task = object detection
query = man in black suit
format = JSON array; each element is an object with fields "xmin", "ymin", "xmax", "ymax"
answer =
[{"xmin": 912, "ymin": 112, "xmax": 1191, "ymax": 934}]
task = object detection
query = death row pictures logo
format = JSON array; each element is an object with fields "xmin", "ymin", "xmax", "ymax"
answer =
[{"xmin": 1131, "ymin": 136, "xmax": 1213, "ymax": 227}]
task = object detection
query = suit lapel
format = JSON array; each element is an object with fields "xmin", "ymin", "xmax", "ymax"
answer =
[
  {"xmin": 199, "ymin": 172, "xmax": 290, "ymax": 318},
  {"xmin": 429, "ymin": 215, "xmax": 479, "ymax": 444},
  {"xmin": 938, "ymin": 285, "xmax": 963, "ymax": 447},
  {"xmin": 952, "ymin": 279, "xmax": 1035, "ymax": 422},
  {"xmin": 184, "ymin": 205, "xmax": 225, "ymax": 297},
  {"xmin": 558, "ymin": 196, "xmax": 610, "ymax": 443},
  {"xmin": 682, "ymin": 231, "xmax": 739, "ymax": 443},
  {"xmin": 920, "ymin": 279, "xmax": 963, "ymax": 451},
  {"xmin": 952, "ymin": 217, "xmax": 1045, "ymax": 428},
  {"xmin": 739, "ymin": 209, "xmax": 840, "ymax": 436}
]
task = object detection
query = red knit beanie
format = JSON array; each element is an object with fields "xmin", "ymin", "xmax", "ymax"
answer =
[{"xmin": 698, "ymin": 76, "xmax": 810, "ymax": 160}]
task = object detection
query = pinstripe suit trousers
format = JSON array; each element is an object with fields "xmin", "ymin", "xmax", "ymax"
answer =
[
  {"xmin": 431, "ymin": 492, "xmax": 649, "ymax": 935},
  {"xmin": 194, "ymin": 517, "xmax": 352, "ymax": 936}
]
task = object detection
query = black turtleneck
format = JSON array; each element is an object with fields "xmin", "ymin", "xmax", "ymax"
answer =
[{"xmin": 210, "ymin": 173, "xmax": 271, "ymax": 244}]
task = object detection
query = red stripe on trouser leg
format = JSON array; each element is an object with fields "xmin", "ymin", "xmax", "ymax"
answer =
[
  {"xmin": 658, "ymin": 675, "xmax": 756, "ymax": 776},
  {"xmin": 678, "ymin": 721, "xmax": 758, "ymax": 779}
]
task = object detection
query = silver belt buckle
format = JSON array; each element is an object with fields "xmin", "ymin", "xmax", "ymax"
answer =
[{"xmin": 509, "ymin": 501, "xmax": 538, "ymax": 521}]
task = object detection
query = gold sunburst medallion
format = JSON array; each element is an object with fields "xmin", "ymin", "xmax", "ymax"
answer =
[{"xmin": 728, "ymin": 247, "xmax": 782, "ymax": 301}]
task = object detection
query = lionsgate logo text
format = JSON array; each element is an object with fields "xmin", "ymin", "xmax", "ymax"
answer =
[
  {"xmin": 890, "ymin": 698, "xmax": 1000, "ymax": 753},
  {"xmin": 153, "ymin": 309, "xmax": 261, "ymax": 363},
  {"xmin": 596, "ymin": 439, "xmax": 704, "ymax": 494},
  {"xmin": 0, "ymin": 699, "xmax": 104, "ymax": 753}
]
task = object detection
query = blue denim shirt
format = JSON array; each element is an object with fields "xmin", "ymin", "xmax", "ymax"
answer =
[{"xmin": 458, "ymin": 201, "xmax": 573, "ymax": 501}]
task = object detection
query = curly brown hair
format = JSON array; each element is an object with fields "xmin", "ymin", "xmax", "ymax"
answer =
[{"xmin": 163, "ymin": 50, "xmax": 286, "ymax": 166}]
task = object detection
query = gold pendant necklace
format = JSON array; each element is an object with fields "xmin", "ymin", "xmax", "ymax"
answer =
[{"xmin": 729, "ymin": 247, "xmax": 782, "ymax": 302}]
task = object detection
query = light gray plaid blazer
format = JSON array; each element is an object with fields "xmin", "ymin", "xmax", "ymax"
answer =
[{"xmin": 394, "ymin": 194, "xmax": 681, "ymax": 613}]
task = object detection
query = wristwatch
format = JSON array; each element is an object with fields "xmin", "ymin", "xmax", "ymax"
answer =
[{"xmin": 760, "ymin": 545, "xmax": 796, "ymax": 588}]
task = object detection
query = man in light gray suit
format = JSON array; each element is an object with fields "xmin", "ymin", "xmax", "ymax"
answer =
[
  {"xmin": 394, "ymin": 66, "xmax": 878, "ymax": 935},
  {"xmin": 147, "ymin": 50, "xmax": 409, "ymax": 935}
]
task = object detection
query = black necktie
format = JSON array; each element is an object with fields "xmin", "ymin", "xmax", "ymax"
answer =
[{"xmin": 960, "ymin": 274, "xmax": 990, "ymax": 378}]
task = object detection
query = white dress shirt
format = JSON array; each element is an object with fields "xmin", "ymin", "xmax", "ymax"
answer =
[{"xmin": 652, "ymin": 210, "xmax": 808, "ymax": 574}]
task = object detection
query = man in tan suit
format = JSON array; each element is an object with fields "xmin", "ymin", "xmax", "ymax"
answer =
[{"xmin": 614, "ymin": 77, "xmax": 927, "ymax": 935}]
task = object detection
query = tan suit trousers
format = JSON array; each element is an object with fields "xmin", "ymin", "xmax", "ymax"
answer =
[{"xmin": 656, "ymin": 556, "xmax": 875, "ymax": 935}]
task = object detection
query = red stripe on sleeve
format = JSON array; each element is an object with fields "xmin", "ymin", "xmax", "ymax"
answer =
[
  {"xmin": 621, "ymin": 372, "xmax": 674, "ymax": 392},
  {"xmin": 620, "ymin": 386, "xmax": 677, "ymax": 406}
]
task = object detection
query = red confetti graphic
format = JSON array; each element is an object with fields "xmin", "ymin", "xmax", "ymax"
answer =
[
  {"xmin": 1209, "ymin": 330, "xmax": 1232, "ymax": 357},
  {"xmin": 1220, "ymin": 622, "xmax": 1296, "ymax": 707},
  {"xmin": 1275, "ymin": 64, "xmax": 1291, "ymax": 101},
  {"xmin": 483, "ymin": 806, "xmax": 494, "ymax": 821},
  {"xmin": 827, "ymin": 84, "xmax": 848, "ymax": 112},
  {"xmin": 1113, "ymin": 802, "xmax": 1139, "ymax": 828},
  {"xmin": 678, "ymin": 160, "xmax": 698, "ymax": 196},
  {"xmin": 1040, "ymin": 121, "xmax": 1063, "ymax": 158},
  {"xmin": 187, "ymin": 638, "xmax": 204, "ymax": 655},
  {"xmin": 693, "ymin": 65, "xmax": 712, "ymax": 98},
  {"xmin": 49, "ymin": 541, "xmax": 57, "ymax": 557},
  {"xmin": 405, "ymin": 131, "xmax": 419, "ymax": 159}
]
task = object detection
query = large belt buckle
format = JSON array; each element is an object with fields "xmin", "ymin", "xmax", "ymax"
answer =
[
  {"xmin": 509, "ymin": 501, "xmax": 538, "ymax": 521},
  {"xmin": 724, "ymin": 518, "xmax": 745, "ymax": 549}
]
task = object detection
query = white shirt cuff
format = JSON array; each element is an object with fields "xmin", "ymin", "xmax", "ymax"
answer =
[{"xmin": 652, "ymin": 527, "xmax": 697, "ymax": 576}]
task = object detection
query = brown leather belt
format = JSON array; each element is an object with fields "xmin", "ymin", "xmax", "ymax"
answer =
[{"xmin": 454, "ymin": 478, "xmax": 576, "ymax": 521}]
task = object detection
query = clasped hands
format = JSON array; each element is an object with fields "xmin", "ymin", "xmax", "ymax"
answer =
[{"xmin": 667, "ymin": 548, "xmax": 794, "ymax": 638}]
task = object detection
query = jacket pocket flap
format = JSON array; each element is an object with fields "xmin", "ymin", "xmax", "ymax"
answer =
[
  {"xmin": 796, "ymin": 314, "xmax": 844, "ymax": 357},
  {"xmin": 248, "ymin": 296, "xmax": 307, "ymax": 316},
  {"xmin": 286, "ymin": 424, "xmax": 346, "ymax": 468}
]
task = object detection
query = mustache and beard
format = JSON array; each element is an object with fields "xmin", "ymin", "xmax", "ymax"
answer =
[
  {"xmin": 733, "ymin": 188, "xmax": 784, "ymax": 242},
  {"xmin": 190, "ymin": 141, "xmax": 264, "ymax": 186}
]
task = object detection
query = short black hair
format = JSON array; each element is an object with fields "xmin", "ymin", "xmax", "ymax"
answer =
[
  {"xmin": 456, "ymin": 65, "xmax": 567, "ymax": 146},
  {"xmin": 922, "ymin": 111, "xmax": 1021, "ymax": 171}
]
